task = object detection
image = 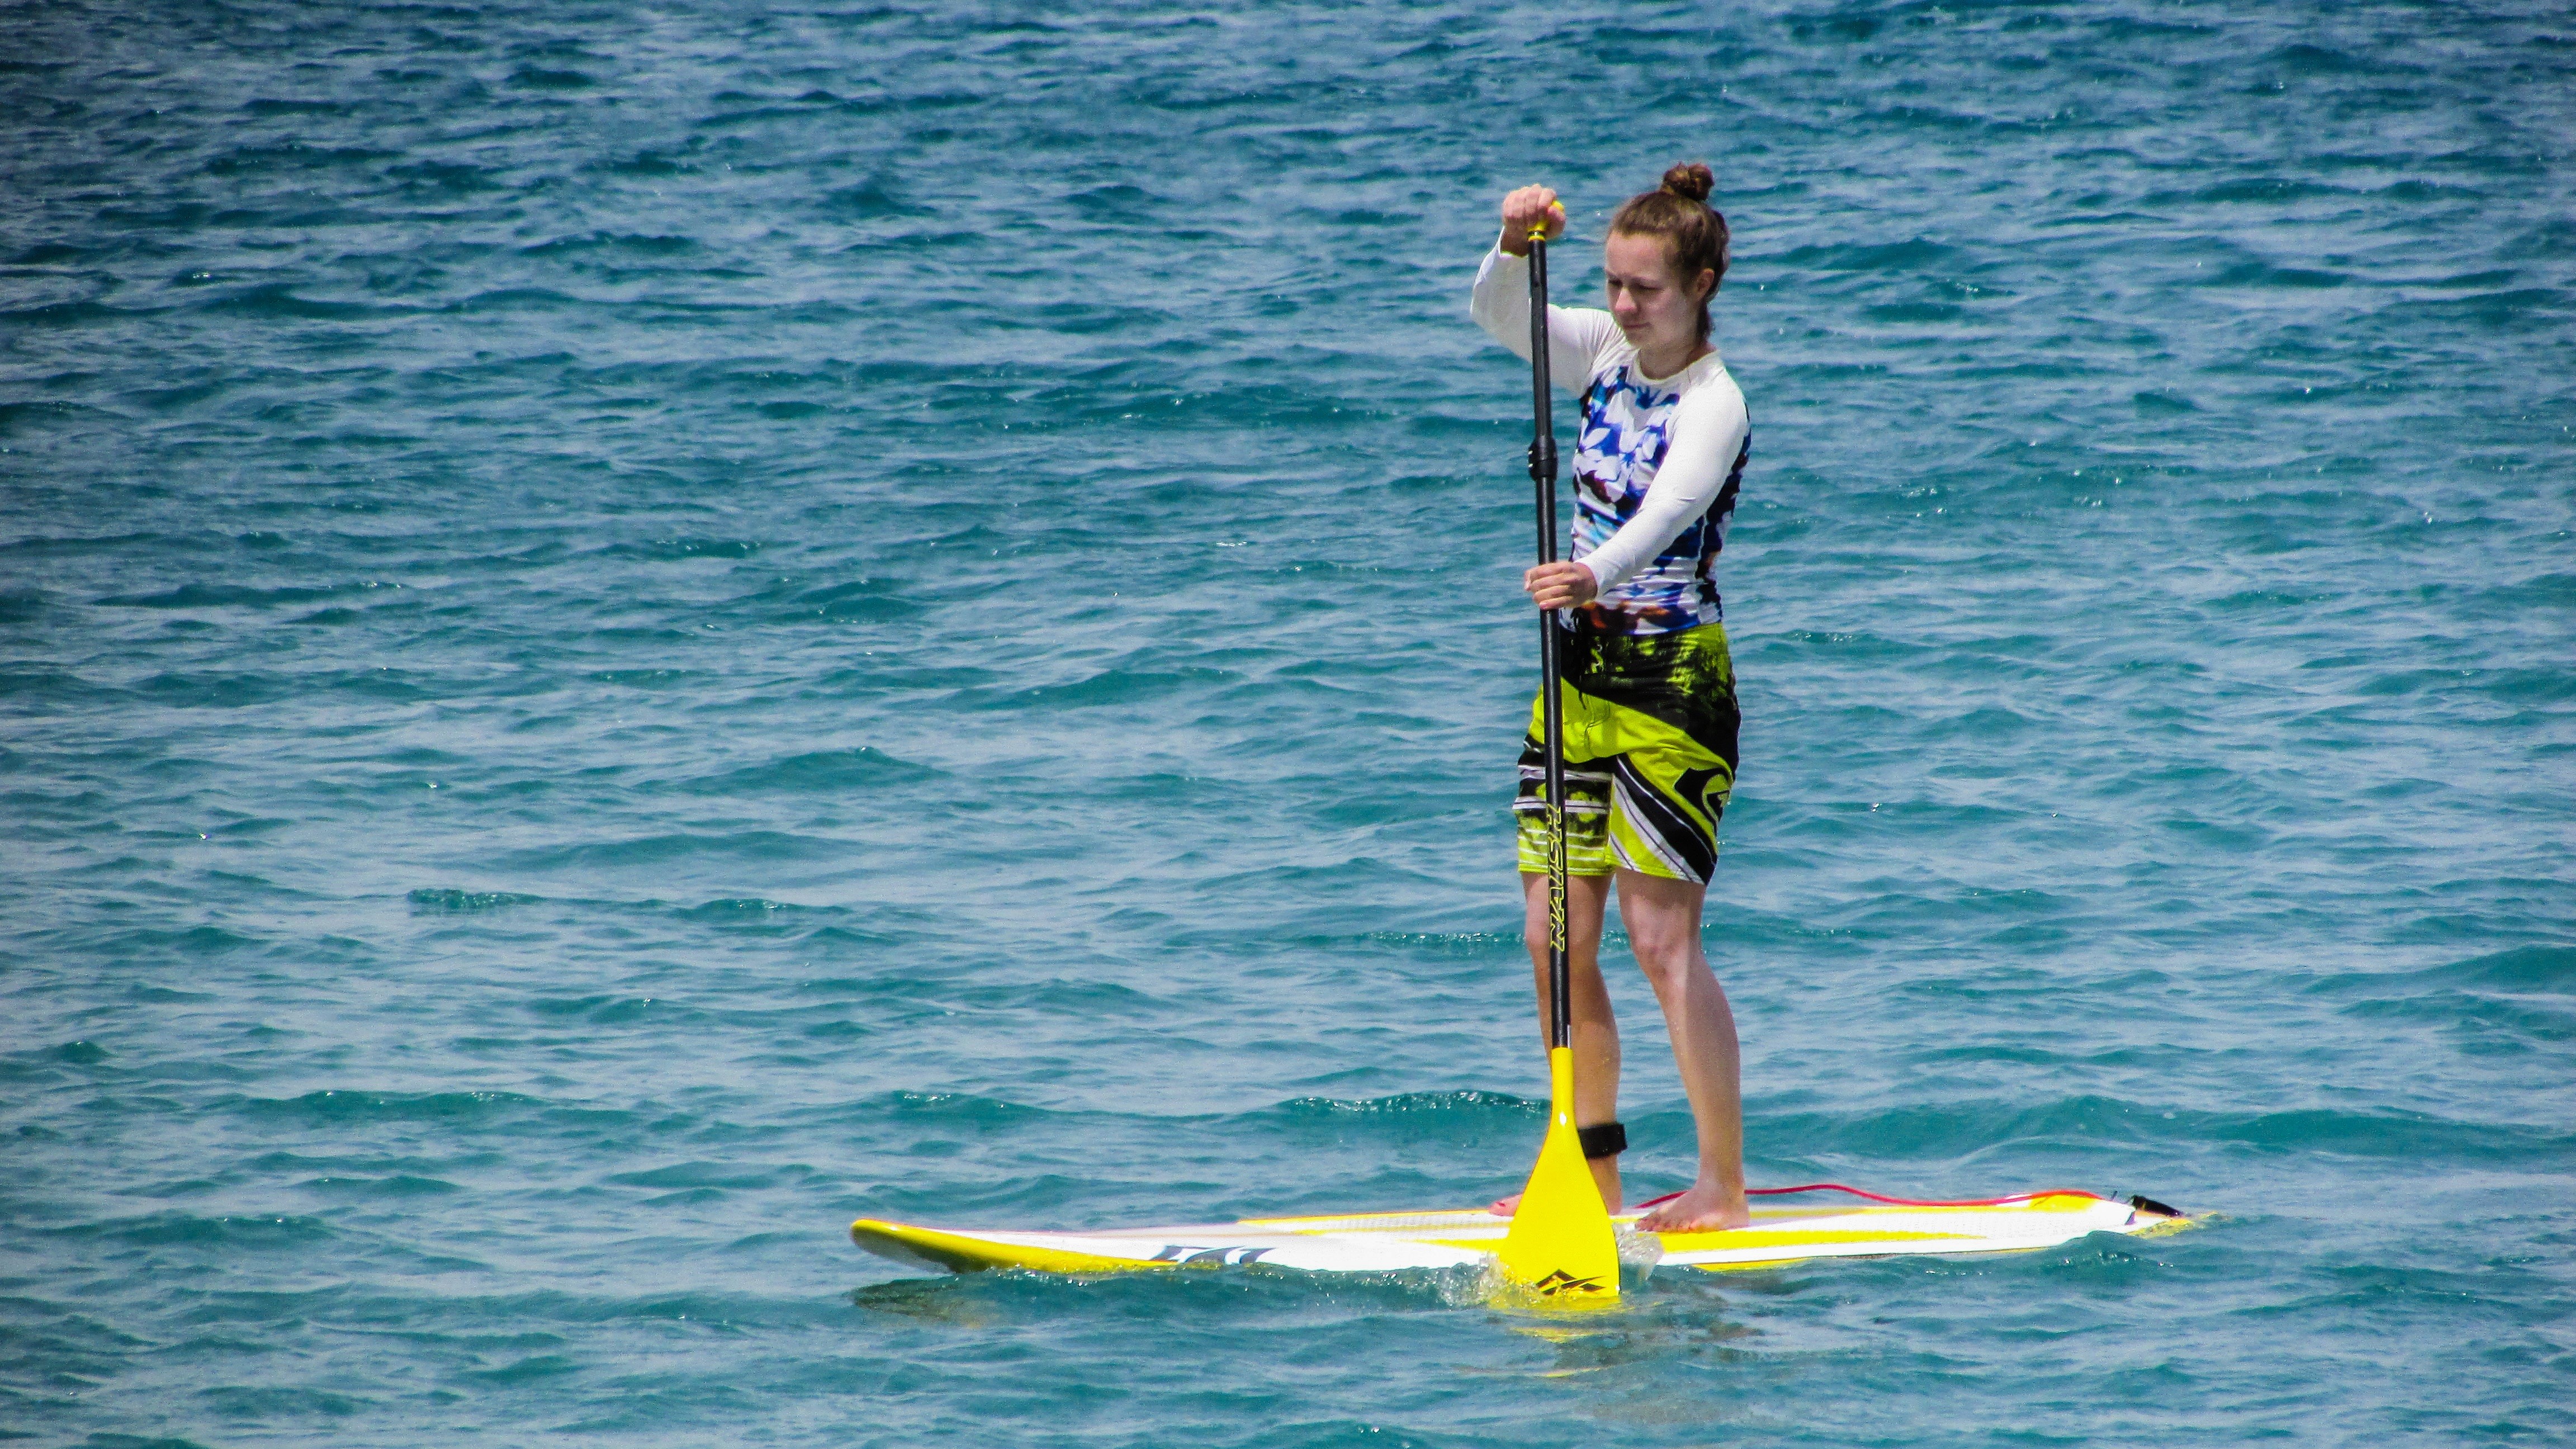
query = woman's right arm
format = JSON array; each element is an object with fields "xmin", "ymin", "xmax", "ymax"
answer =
[{"xmin": 1468, "ymin": 185, "xmax": 1620, "ymax": 390}]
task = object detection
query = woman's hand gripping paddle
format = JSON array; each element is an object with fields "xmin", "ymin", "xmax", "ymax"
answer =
[{"xmin": 1496, "ymin": 223, "xmax": 1621, "ymax": 1305}]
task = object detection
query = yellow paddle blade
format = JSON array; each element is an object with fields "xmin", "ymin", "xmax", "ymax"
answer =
[{"xmin": 1495, "ymin": 1047, "xmax": 1620, "ymax": 1302}]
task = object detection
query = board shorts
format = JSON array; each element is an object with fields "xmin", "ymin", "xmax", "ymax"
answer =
[{"xmin": 1515, "ymin": 621, "xmax": 1740, "ymax": 885}]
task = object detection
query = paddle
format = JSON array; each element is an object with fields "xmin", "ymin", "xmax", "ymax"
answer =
[{"xmin": 1495, "ymin": 223, "xmax": 1622, "ymax": 1304}]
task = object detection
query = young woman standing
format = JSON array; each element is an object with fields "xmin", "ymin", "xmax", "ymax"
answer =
[{"xmin": 1471, "ymin": 164, "xmax": 1753, "ymax": 1234}]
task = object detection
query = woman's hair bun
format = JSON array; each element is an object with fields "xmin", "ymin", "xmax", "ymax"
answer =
[{"xmin": 1660, "ymin": 162, "xmax": 1715, "ymax": 205}]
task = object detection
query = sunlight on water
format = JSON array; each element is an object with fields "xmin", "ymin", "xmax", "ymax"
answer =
[{"xmin": 2, "ymin": 1, "xmax": 2570, "ymax": 1444}]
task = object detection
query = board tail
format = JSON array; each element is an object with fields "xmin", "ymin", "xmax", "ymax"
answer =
[{"xmin": 1495, "ymin": 1046, "xmax": 1621, "ymax": 1303}]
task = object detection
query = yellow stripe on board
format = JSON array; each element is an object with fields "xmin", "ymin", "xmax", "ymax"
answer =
[{"xmin": 850, "ymin": 1220, "xmax": 1166, "ymax": 1275}]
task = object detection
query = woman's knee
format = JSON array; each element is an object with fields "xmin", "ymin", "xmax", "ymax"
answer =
[
  {"xmin": 1629, "ymin": 937, "xmax": 1706, "ymax": 996},
  {"xmin": 1613, "ymin": 873, "xmax": 1706, "ymax": 982}
]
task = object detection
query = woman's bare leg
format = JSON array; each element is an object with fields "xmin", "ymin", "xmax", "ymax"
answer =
[
  {"xmin": 1613, "ymin": 868, "xmax": 1749, "ymax": 1232},
  {"xmin": 1519, "ymin": 869, "xmax": 1621, "ymax": 1211}
]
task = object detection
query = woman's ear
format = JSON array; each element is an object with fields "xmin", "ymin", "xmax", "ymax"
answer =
[{"xmin": 1698, "ymin": 267, "xmax": 1718, "ymax": 301}]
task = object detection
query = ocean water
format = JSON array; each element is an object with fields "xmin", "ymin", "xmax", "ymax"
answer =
[{"xmin": 3, "ymin": 0, "xmax": 2572, "ymax": 1443}]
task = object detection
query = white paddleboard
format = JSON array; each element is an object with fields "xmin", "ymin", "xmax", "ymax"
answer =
[{"xmin": 853, "ymin": 1187, "xmax": 2192, "ymax": 1277}]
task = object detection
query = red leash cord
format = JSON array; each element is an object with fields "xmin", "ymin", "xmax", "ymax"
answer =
[{"xmin": 1631, "ymin": 1182, "xmax": 2110, "ymax": 1210}]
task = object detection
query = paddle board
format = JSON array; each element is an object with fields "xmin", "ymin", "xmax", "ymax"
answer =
[{"xmin": 851, "ymin": 1186, "xmax": 2192, "ymax": 1278}]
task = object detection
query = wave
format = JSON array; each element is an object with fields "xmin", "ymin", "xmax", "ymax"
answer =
[
  {"xmin": 519, "ymin": 231, "xmax": 702, "ymax": 257},
  {"xmin": 49, "ymin": 1210, "xmax": 338, "ymax": 1247},
  {"xmin": 199, "ymin": 285, "xmax": 412, "ymax": 320},
  {"xmin": 1755, "ymin": 1095, "xmax": 2575, "ymax": 1168},
  {"xmin": 408, "ymin": 887, "xmax": 545, "ymax": 912},
  {"xmin": 677, "ymin": 746, "xmax": 931, "ymax": 796},
  {"xmin": 95, "ymin": 581, "xmax": 357, "ymax": 609},
  {"xmin": 491, "ymin": 830, "xmax": 834, "ymax": 870},
  {"xmin": 1263, "ymin": 1090, "xmax": 1536, "ymax": 1121},
  {"xmin": 2308, "ymin": 943, "xmax": 2576, "ymax": 997},
  {"xmin": 507, "ymin": 67, "xmax": 595, "ymax": 91},
  {"xmin": 592, "ymin": 536, "xmax": 760, "ymax": 560}
]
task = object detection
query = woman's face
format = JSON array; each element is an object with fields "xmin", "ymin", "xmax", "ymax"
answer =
[{"xmin": 1603, "ymin": 230, "xmax": 1713, "ymax": 358}]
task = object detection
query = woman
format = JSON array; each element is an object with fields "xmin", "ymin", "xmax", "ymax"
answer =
[{"xmin": 1470, "ymin": 163, "xmax": 1752, "ymax": 1234}]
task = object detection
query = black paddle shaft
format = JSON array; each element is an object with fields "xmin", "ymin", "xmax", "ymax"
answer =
[{"xmin": 1525, "ymin": 234, "xmax": 1572, "ymax": 1053}]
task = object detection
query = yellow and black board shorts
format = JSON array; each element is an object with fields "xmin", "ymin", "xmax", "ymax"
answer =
[{"xmin": 1516, "ymin": 621, "xmax": 1739, "ymax": 884}]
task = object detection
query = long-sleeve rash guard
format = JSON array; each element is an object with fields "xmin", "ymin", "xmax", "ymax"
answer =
[{"xmin": 1471, "ymin": 244, "xmax": 1749, "ymax": 635}]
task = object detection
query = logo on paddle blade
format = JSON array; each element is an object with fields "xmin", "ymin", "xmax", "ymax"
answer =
[{"xmin": 1531, "ymin": 1268, "xmax": 1607, "ymax": 1296}]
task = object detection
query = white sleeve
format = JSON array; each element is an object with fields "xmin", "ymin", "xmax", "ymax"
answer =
[
  {"xmin": 1576, "ymin": 378, "xmax": 1748, "ymax": 594},
  {"xmin": 1470, "ymin": 243, "xmax": 1620, "ymax": 395}
]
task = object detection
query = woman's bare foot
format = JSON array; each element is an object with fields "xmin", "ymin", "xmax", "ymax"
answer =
[{"xmin": 1633, "ymin": 1182, "xmax": 1749, "ymax": 1233}]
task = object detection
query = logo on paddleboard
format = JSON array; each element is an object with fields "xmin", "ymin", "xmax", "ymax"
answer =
[
  {"xmin": 1147, "ymin": 1244, "xmax": 1274, "ymax": 1266},
  {"xmin": 1531, "ymin": 1268, "xmax": 1608, "ymax": 1296}
]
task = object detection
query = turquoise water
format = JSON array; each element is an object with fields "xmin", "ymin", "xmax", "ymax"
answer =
[{"xmin": 4, "ymin": 0, "xmax": 2573, "ymax": 1442}]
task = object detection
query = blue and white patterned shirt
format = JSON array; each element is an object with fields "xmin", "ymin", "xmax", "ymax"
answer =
[{"xmin": 1472, "ymin": 245, "xmax": 1750, "ymax": 635}]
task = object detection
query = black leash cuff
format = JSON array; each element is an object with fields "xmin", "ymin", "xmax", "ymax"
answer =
[{"xmin": 1576, "ymin": 1121, "xmax": 1627, "ymax": 1160}]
